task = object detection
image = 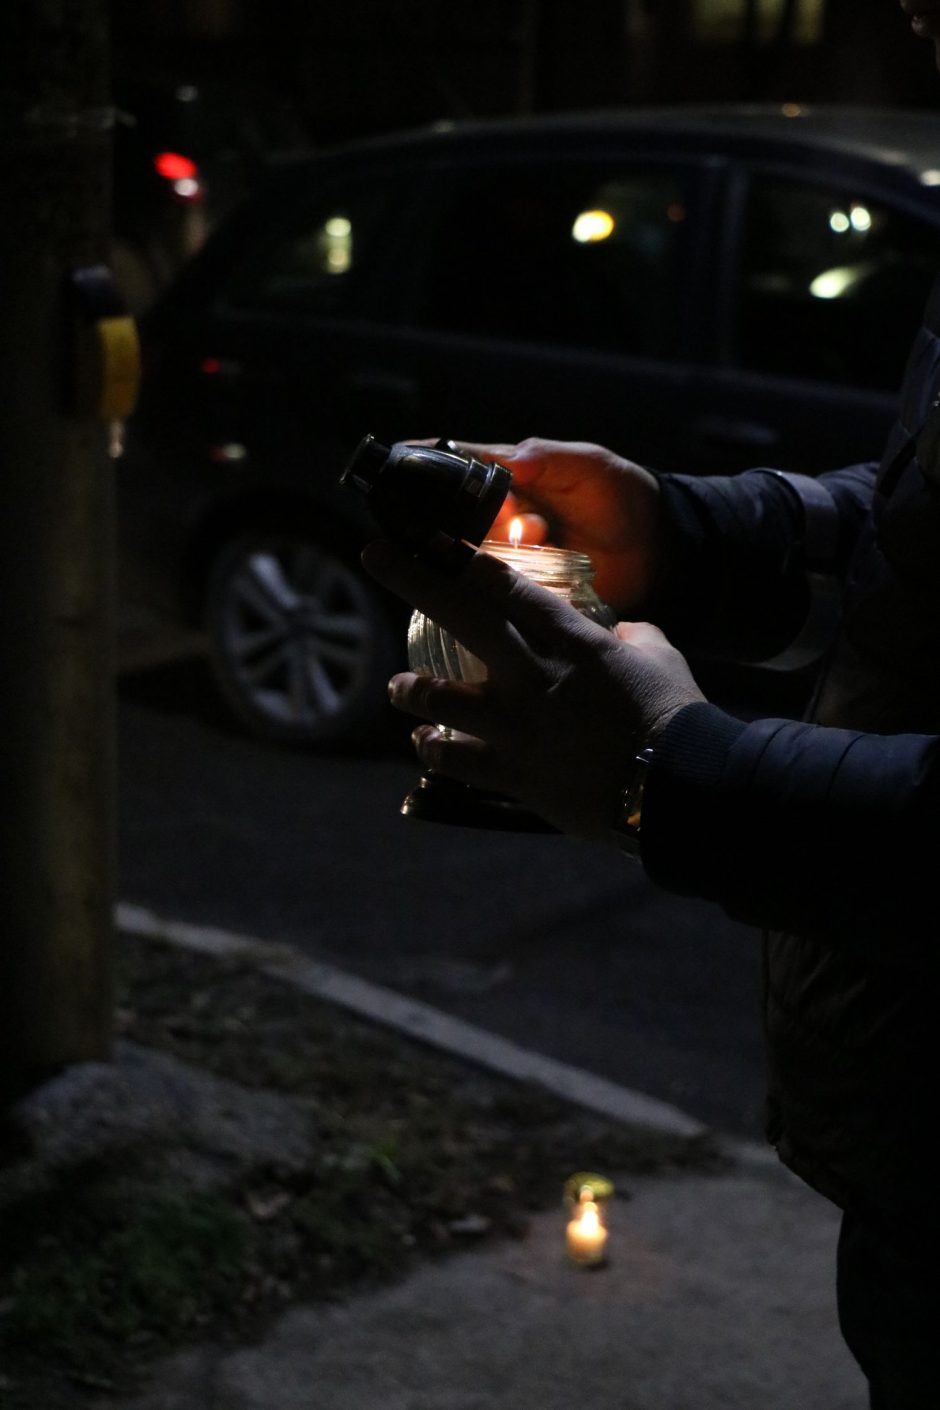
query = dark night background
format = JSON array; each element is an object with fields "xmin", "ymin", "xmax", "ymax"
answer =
[{"xmin": 111, "ymin": 1, "xmax": 939, "ymax": 151}]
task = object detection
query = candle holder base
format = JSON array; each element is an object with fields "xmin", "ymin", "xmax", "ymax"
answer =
[
  {"xmin": 566, "ymin": 1251, "xmax": 608, "ymax": 1270},
  {"xmin": 401, "ymin": 774, "xmax": 559, "ymax": 833}
]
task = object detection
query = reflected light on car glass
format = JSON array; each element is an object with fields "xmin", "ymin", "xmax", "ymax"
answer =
[
  {"xmin": 809, "ymin": 264, "xmax": 872, "ymax": 300},
  {"xmin": 829, "ymin": 205, "xmax": 873, "ymax": 235},
  {"xmin": 324, "ymin": 215, "xmax": 353, "ymax": 273},
  {"xmin": 921, "ymin": 169, "xmax": 940, "ymax": 186},
  {"xmin": 209, "ymin": 443, "xmax": 248, "ymax": 464},
  {"xmin": 571, "ymin": 209, "xmax": 615, "ymax": 243}
]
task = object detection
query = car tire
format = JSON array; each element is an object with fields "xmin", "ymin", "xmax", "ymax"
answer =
[{"xmin": 204, "ymin": 529, "xmax": 399, "ymax": 747}]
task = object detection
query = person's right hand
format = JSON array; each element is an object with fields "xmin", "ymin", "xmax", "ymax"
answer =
[{"xmin": 451, "ymin": 438, "xmax": 663, "ymax": 613}]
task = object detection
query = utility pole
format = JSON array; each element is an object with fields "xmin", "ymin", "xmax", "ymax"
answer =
[{"xmin": 0, "ymin": 1, "xmax": 119, "ymax": 1104}]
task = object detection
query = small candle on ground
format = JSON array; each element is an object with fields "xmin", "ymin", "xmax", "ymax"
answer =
[{"xmin": 566, "ymin": 1185, "xmax": 608, "ymax": 1267}]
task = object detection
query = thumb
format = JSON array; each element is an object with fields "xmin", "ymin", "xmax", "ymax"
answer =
[
  {"xmin": 614, "ymin": 620, "xmax": 670, "ymax": 650},
  {"xmin": 489, "ymin": 503, "xmax": 550, "ymax": 544}
]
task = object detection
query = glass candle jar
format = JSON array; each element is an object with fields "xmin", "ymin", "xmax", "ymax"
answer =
[
  {"xmin": 564, "ymin": 1171, "xmax": 614, "ymax": 1268},
  {"xmin": 400, "ymin": 540, "xmax": 614, "ymax": 830},
  {"xmin": 407, "ymin": 539, "xmax": 614, "ymax": 682}
]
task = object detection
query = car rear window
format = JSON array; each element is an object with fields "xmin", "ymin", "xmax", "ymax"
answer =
[
  {"xmin": 735, "ymin": 175, "xmax": 940, "ymax": 391},
  {"xmin": 404, "ymin": 161, "xmax": 690, "ymax": 360}
]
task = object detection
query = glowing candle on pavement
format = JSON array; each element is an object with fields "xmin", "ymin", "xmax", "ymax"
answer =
[{"xmin": 566, "ymin": 1185, "xmax": 608, "ymax": 1266}]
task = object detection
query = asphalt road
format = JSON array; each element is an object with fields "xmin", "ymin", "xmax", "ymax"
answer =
[{"xmin": 117, "ymin": 657, "xmax": 770, "ymax": 1139}]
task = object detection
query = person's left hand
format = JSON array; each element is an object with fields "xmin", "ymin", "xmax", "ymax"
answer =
[{"xmin": 362, "ymin": 540, "xmax": 705, "ymax": 840}]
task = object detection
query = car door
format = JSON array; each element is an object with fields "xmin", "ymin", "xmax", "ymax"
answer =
[
  {"xmin": 200, "ymin": 165, "xmax": 427, "ymax": 494},
  {"xmin": 695, "ymin": 162, "xmax": 940, "ymax": 476},
  {"xmin": 359, "ymin": 147, "xmax": 718, "ymax": 471}
]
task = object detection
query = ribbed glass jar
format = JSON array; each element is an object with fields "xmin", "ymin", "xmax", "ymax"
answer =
[{"xmin": 407, "ymin": 540, "xmax": 614, "ymax": 684}]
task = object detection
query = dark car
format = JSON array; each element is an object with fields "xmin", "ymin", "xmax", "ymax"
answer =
[{"xmin": 119, "ymin": 103, "xmax": 940, "ymax": 746}]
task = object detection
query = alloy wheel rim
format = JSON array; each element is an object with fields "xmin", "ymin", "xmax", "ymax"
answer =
[{"xmin": 220, "ymin": 543, "xmax": 373, "ymax": 728}]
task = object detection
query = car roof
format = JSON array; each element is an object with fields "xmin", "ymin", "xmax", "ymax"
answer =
[{"xmin": 268, "ymin": 103, "xmax": 940, "ymax": 184}]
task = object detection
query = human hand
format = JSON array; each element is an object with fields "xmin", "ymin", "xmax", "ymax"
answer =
[
  {"xmin": 444, "ymin": 437, "xmax": 664, "ymax": 613},
  {"xmin": 362, "ymin": 539, "xmax": 705, "ymax": 840}
]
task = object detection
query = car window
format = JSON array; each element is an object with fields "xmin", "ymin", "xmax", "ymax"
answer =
[
  {"xmin": 222, "ymin": 179, "xmax": 394, "ymax": 316},
  {"xmin": 735, "ymin": 176, "xmax": 940, "ymax": 390},
  {"xmin": 407, "ymin": 163, "xmax": 690, "ymax": 359}
]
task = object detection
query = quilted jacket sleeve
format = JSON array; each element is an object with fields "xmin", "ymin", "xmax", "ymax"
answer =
[
  {"xmin": 647, "ymin": 462, "xmax": 877, "ymax": 662},
  {"xmin": 639, "ymin": 701, "xmax": 940, "ymax": 958}
]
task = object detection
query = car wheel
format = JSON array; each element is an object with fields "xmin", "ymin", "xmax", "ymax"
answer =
[{"xmin": 204, "ymin": 530, "xmax": 398, "ymax": 746}]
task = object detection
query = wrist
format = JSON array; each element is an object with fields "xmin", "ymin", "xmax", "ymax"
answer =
[
  {"xmin": 607, "ymin": 700, "xmax": 701, "ymax": 854},
  {"xmin": 610, "ymin": 745, "xmax": 656, "ymax": 855}
]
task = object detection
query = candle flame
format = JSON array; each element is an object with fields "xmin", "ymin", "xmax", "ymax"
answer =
[
  {"xmin": 509, "ymin": 516, "xmax": 524, "ymax": 548},
  {"xmin": 576, "ymin": 1199, "xmax": 601, "ymax": 1233}
]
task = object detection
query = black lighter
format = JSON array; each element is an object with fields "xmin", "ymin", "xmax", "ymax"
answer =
[{"xmin": 340, "ymin": 434, "xmax": 512, "ymax": 571}]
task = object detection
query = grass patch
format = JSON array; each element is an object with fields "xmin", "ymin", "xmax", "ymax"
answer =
[{"xmin": 5, "ymin": 1184, "xmax": 248, "ymax": 1352}]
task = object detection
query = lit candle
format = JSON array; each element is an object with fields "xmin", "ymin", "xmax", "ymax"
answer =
[
  {"xmin": 566, "ymin": 1185, "xmax": 608, "ymax": 1267},
  {"xmin": 449, "ymin": 529, "xmax": 611, "ymax": 684}
]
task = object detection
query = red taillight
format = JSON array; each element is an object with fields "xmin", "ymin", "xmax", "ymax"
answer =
[
  {"xmin": 200, "ymin": 356, "xmax": 222, "ymax": 375},
  {"xmin": 154, "ymin": 151, "xmax": 198, "ymax": 182}
]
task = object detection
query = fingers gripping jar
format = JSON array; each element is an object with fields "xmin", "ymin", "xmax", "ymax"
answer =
[
  {"xmin": 403, "ymin": 538, "xmax": 614, "ymax": 829},
  {"xmin": 407, "ymin": 540, "xmax": 613, "ymax": 681}
]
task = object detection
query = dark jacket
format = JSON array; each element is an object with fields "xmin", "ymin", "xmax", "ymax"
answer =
[{"xmin": 641, "ymin": 278, "xmax": 940, "ymax": 1224}]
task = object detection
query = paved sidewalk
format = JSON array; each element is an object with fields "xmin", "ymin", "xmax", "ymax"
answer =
[{"xmin": 104, "ymin": 1158, "xmax": 866, "ymax": 1410}]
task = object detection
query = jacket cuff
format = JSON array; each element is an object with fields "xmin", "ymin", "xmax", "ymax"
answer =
[
  {"xmin": 639, "ymin": 701, "xmax": 747, "ymax": 895},
  {"xmin": 640, "ymin": 700, "xmax": 940, "ymax": 947},
  {"xmin": 750, "ymin": 469, "xmax": 840, "ymax": 572}
]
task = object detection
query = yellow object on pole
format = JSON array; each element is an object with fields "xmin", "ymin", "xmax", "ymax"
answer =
[
  {"xmin": 69, "ymin": 265, "xmax": 141, "ymax": 421},
  {"xmin": 95, "ymin": 315, "xmax": 141, "ymax": 420}
]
